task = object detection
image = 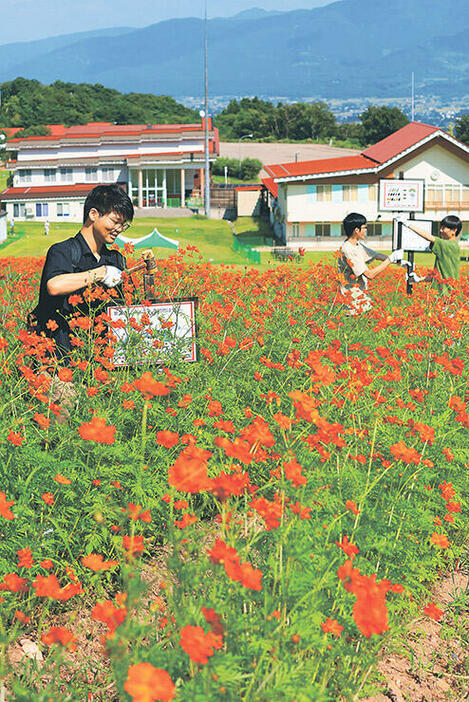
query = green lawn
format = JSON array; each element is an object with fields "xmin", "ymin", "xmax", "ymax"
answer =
[
  {"xmin": 0, "ymin": 169, "xmax": 10, "ymax": 191},
  {"xmin": 0, "ymin": 215, "xmax": 463, "ymax": 273}
]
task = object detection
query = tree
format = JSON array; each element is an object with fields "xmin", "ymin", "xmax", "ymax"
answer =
[
  {"xmin": 14, "ymin": 125, "xmax": 51, "ymax": 138},
  {"xmin": 454, "ymin": 114, "xmax": 469, "ymax": 145},
  {"xmin": 360, "ymin": 106, "xmax": 409, "ymax": 145},
  {"xmin": 240, "ymin": 158, "xmax": 262, "ymax": 181}
]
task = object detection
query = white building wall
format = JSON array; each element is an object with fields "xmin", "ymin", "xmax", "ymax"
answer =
[
  {"xmin": 400, "ymin": 144, "xmax": 469, "ymax": 185},
  {"xmin": 16, "ymin": 139, "xmax": 206, "ymax": 162},
  {"xmin": 5, "ymin": 199, "xmax": 85, "ymax": 223},
  {"xmin": 286, "ymin": 183, "xmax": 381, "ymax": 223},
  {"xmin": 0, "ymin": 212, "xmax": 7, "ymax": 243}
]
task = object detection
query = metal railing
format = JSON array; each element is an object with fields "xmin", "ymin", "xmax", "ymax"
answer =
[{"xmin": 232, "ymin": 236, "xmax": 261, "ymax": 264}]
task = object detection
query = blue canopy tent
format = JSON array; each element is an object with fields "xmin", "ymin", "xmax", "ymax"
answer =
[{"xmin": 114, "ymin": 228, "xmax": 179, "ymax": 250}]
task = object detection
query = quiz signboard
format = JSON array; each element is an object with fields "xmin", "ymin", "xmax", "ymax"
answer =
[
  {"xmin": 107, "ymin": 298, "xmax": 197, "ymax": 366},
  {"xmin": 378, "ymin": 179, "xmax": 425, "ymax": 213}
]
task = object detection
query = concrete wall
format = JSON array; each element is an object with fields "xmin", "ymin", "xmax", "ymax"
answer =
[{"xmin": 237, "ymin": 189, "xmax": 261, "ymax": 217}]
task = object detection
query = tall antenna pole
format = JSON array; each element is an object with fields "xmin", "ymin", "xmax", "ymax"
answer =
[
  {"xmin": 411, "ymin": 72, "xmax": 415, "ymax": 122},
  {"xmin": 204, "ymin": 0, "xmax": 210, "ymax": 217}
]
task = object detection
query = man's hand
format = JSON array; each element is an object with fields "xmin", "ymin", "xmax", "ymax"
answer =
[
  {"xmin": 389, "ymin": 248, "xmax": 404, "ymax": 263},
  {"xmin": 102, "ymin": 266, "xmax": 122, "ymax": 288}
]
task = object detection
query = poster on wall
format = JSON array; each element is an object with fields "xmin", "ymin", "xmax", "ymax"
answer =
[
  {"xmin": 379, "ymin": 179, "xmax": 425, "ymax": 212},
  {"xmin": 392, "ymin": 218, "xmax": 432, "ymax": 252},
  {"xmin": 107, "ymin": 298, "xmax": 197, "ymax": 366}
]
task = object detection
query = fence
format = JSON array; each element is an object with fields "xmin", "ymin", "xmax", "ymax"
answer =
[{"xmin": 232, "ymin": 236, "xmax": 261, "ymax": 264}]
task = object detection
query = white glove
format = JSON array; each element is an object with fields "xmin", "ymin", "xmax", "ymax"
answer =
[
  {"xmin": 389, "ymin": 248, "xmax": 404, "ymax": 263},
  {"xmin": 408, "ymin": 271, "xmax": 423, "ymax": 283},
  {"xmin": 398, "ymin": 259, "xmax": 412, "ymax": 268},
  {"xmin": 394, "ymin": 214, "xmax": 408, "ymax": 225},
  {"xmin": 102, "ymin": 265, "xmax": 122, "ymax": 287}
]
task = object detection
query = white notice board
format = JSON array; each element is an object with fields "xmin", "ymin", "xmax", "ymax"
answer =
[
  {"xmin": 379, "ymin": 179, "xmax": 425, "ymax": 213},
  {"xmin": 392, "ymin": 218, "xmax": 432, "ymax": 252}
]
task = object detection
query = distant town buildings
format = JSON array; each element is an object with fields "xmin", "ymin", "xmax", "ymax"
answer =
[
  {"xmin": 262, "ymin": 122, "xmax": 469, "ymax": 246},
  {"xmin": 1, "ymin": 121, "xmax": 219, "ymax": 222}
]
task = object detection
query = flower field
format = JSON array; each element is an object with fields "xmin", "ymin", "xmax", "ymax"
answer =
[{"xmin": 0, "ymin": 249, "xmax": 468, "ymax": 701}]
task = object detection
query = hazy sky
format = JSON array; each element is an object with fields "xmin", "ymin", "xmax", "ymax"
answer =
[{"xmin": 2, "ymin": 0, "xmax": 334, "ymax": 43}]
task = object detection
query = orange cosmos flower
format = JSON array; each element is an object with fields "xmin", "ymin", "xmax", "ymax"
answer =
[
  {"xmin": 179, "ymin": 625, "xmax": 223, "ymax": 664},
  {"xmin": 33, "ymin": 412, "xmax": 50, "ymax": 429},
  {"xmin": 92, "ymin": 599, "xmax": 127, "ymax": 634},
  {"xmin": 41, "ymin": 492, "xmax": 54, "ymax": 505},
  {"xmin": 54, "ymin": 474, "xmax": 72, "ymax": 485},
  {"xmin": 0, "ymin": 573, "xmax": 29, "ymax": 593},
  {"xmin": 0, "ymin": 491, "xmax": 15, "ymax": 520},
  {"xmin": 175, "ymin": 513, "xmax": 197, "ymax": 529},
  {"xmin": 17, "ymin": 547, "xmax": 34, "ymax": 569},
  {"xmin": 156, "ymin": 430, "xmax": 179, "ymax": 448},
  {"xmin": 345, "ymin": 499, "xmax": 360, "ymax": 515},
  {"xmin": 134, "ymin": 371, "xmax": 170, "ymax": 398},
  {"xmin": 321, "ymin": 618, "xmax": 344, "ymax": 637},
  {"xmin": 423, "ymin": 602, "xmax": 443, "ymax": 621},
  {"xmin": 81, "ymin": 553, "xmax": 119, "ymax": 571},
  {"xmin": 14, "ymin": 610, "xmax": 30, "ymax": 624},
  {"xmin": 168, "ymin": 444, "xmax": 212, "ymax": 493},
  {"xmin": 124, "ymin": 663, "xmax": 175, "ymax": 702},
  {"xmin": 283, "ymin": 457, "xmax": 307, "ymax": 486},
  {"xmin": 7, "ymin": 430, "xmax": 24, "ymax": 447},
  {"xmin": 42, "ymin": 626, "xmax": 77, "ymax": 651},
  {"xmin": 123, "ymin": 535, "xmax": 145, "ymax": 557},
  {"xmin": 240, "ymin": 417, "xmax": 275, "ymax": 447},
  {"xmin": 58, "ymin": 367, "xmax": 73, "ymax": 382},
  {"xmin": 78, "ymin": 416, "xmax": 116, "ymax": 444},
  {"xmin": 125, "ymin": 503, "xmax": 152, "ymax": 523},
  {"xmin": 336, "ymin": 535, "xmax": 359, "ymax": 560},
  {"xmin": 430, "ymin": 533, "xmax": 450, "ymax": 549}
]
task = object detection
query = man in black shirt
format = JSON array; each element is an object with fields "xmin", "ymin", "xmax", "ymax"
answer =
[{"xmin": 31, "ymin": 184, "xmax": 134, "ymax": 360}]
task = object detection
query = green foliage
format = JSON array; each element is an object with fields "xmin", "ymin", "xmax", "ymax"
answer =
[
  {"xmin": 360, "ymin": 105, "xmax": 409, "ymax": 146},
  {"xmin": 215, "ymin": 97, "xmax": 338, "ymax": 142},
  {"xmin": 454, "ymin": 114, "xmax": 469, "ymax": 145},
  {"xmin": 336, "ymin": 121, "xmax": 366, "ymax": 146},
  {"xmin": 14, "ymin": 125, "xmax": 51, "ymax": 138},
  {"xmin": 0, "ymin": 77, "xmax": 200, "ymax": 129},
  {"xmin": 212, "ymin": 157, "xmax": 262, "ymax": 181}
]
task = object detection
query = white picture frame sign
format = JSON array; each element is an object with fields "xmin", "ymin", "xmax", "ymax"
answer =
[
  {"xmin": 379, "ymin": 179, "xmax": 425, "ymax": 213},
  {"xmin": 107, "ymin": 298, "xmax": 197, "ymax": 366},
  {"xmin": 392, "ymin": 218, "xmax": 432, "ymax": 252}
]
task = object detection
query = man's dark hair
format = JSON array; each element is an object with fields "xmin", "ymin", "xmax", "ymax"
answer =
[
  {"xmin": 440, "ymin": 215, "xmax": 462, "ymax": 236},
  {"xmin": 343, "ymin": 212, "xmax": 367, "ymax": 238},
  {"xmin": 83, "ymin": 184, "xmax": 134, "ymax": 224}
]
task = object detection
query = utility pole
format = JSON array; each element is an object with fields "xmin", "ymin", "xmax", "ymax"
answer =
[
  {"xmin": 411, "ymin": 72, "xmax": 415, "ymax": 122},
  {"xmin": 203, "ymin": 0, "xmax": 210, "ymax": 217}
]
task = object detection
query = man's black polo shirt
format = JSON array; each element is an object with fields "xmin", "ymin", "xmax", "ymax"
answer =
[{"xmin": 32, "ymin": 231, "xmax": 125, "ymax": 359}]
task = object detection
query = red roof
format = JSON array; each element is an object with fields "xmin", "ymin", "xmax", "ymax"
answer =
[
  {"xmin": 234, "ymin": 184, "xmax": 263, "ymax": 191},
  {"xmin": 265, "ymin": 154, "xmax": 374, "ymax": 179},
  {"xmin": 1, "ymin": 127, "xmax": 24, "ymax": 138},
  {"xmin": 261, "ymin": 177, "xmax": 278, "ymax": 198},
  {"xmin": 1, "ymin": 184, "xmax": 95, "ymax": 199},
  {"xmin": 264, "ymin": 122, "xmax": 459, "ymax": 185},
  {"xmin": 361, "ymin": 122, "xmax": 440, "ymax": 164},
  {"xmin": 7, "ymin": 121, "xmax": 212, "ymax": 143}
]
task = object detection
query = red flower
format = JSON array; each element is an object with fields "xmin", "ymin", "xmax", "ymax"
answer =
[
  {"xmin": 124, "ymin": 663, "xmax": 175, "ymax": 702},
  {"xmin": 423, "ymin": 602, "xmax": 443, "ymax": 621},
  {"xmin": 41, "ymin": 492, "xmax": 55, "ymax": 505},
  {"xmin": 0, "ymin": 573, "xmax": 29, "ymax": 593},
  {"xmin": 92, "ymin": 599, "xmax": 127, "ymax": 634},
  {"xmin": 430, "ymin": 533, "xmax": 450, "ymax": 549},
  {"xmin": 7, "ymin": 430, "xmax": 24, "ymax": 446},
  {"xmin": 78, "ymin": 416, "xmax": 116, "ymax": 444},
  {"xmin": 240, "ymin": 417, "xmax": 275, "ymax": 447},
  {"xmin": 156, "ymin": 430, "xmax": 179, "ymax": 448},
  {"xmin": 283, "ymin": 457, "xmax": 307, "ymax": 486},
  {"xmin": 42, "ymin": 626, "xmax": 77, "ymax": 651},
  {"xmin": 33, "ymin": 413, "xmax": 50, "ymax": 429},
  {"xmin": 179, "ymin": 625, "xmax": 222, "ymax": 664},
  {"xmin": 134, "ymin": 371, "xmax": 170, "ymax": 398},
  {"xmin": 17, "ymin": 547, "xmax": 34, "ymax": 569},
  {"xmin": 123, "ymin": 535, "xmax": 145, "ymax": 557},
  {"xmin": 81, "ymin": 553, "xmax": 118, "ymax": 571},
  {"xmin": 321, "ymin": 617, "xmax": 344, "ymax": 637},
  {"xmin": 175, "ymin": 513, "xmax": 197, "ymax": 529},
  {"xmin": 345, "ymin": 500, "xmax": 360, "ymax": 515},
  {"xmin": 58, "ymin": 367, "xmax": 73, "ymax": 383},
  {"xmin": 336, "ymin": 535, "xmax": 359, "ymax": 560},
  {"xmin": 0, "ymin": 491, "xmax": 15, "ymax": 520},
  {"xmin": 168, "ymin": 444, "xmax": 212, "ymax": 493},
  {"xmin": 126, "ymin": 503, "xmax": 152, "ymax": 523},
  {"xmin": 54, "ymin": 474, "xmax": 72, "ymax": 485}
]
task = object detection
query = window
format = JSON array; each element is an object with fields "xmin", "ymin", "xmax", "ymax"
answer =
[
  {"xmin": 18, "ymin": 169, "xmax": 32, "ymax": 183},
  {"xmin": 13, "ymin": 203, "xmax": 26, "ymax": 217},
  {"xmin": 368, "ymin": 184, "xmax": 378, "ymax": 201},
  {"xmin": 291, "ymin": 222, "xmax": 300, "ymax": 238},
  {"xmin": 343, "ymin": 185, "xmax": 357, "ymax": 201},
  {"xmin": 60, "ymin": 168, "xmax": 73, "ymax": 183},
  {"xmin": 44, "ymin": 169, "xmax": 56, "ymax": 183},
  {"xmin": 101, "ymin": 167, "xmax": 115, "ymax": 182},
  {"xmin": 316, "ymin": 223, "xmax": 331, "ymax": 237},
  {"xmin": 366, "ymin": 222, "xmax": 382, "ymax": 236},
  {"xmin": 317, "ymin": 185, "xmax": 332, "ymax": 202},
  {"xmin": 85, "ymin": 168, "xmax": 98, "ymax": 182},
  {"xmin": 35, "ymin": 203, "xmax": 49, "ymax": 217},
  {"xmin": 57, "ymin": 202, "xmax": 70, "ymax": 217}
]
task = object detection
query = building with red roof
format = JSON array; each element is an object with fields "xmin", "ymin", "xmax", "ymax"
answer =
[
  {"xmin": 263, "ymin": 122, "xmax": 469, "ymax": 246},
  {"xmin": 1, "ymin": 120, "xmax": 219, "ymax": 222}
]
